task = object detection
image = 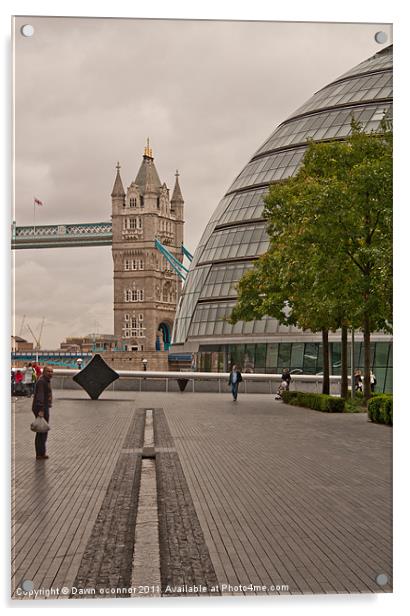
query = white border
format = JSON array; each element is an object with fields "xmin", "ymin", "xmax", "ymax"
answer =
[{"xmin": 2, "ymin": 2, "xmax": 408, "ymax": 615}]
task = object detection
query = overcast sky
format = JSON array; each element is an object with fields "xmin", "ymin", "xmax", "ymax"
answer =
[{"xmin": 13, "ymin": 16, "xmax": 392, "ymax": 349}]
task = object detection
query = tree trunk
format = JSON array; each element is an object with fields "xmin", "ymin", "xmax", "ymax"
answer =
[
  {"xmin": 363, "ymin": 315, "xmax": 371, "ymax": 402},
  {"xmin": 341, "ymin": 325, "xmax": 348, "ymax": 399},
  {"xmin": 322, "ymin": 328, "xmax": 330, "ymax": 395}
]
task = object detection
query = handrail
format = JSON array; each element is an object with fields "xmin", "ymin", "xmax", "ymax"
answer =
[{"xmin": 51, "ymin": 368, "xmax": 344, "ymax": 381}]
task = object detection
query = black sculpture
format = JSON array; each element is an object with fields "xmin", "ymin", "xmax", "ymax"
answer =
[{"xmin": 73, "ymin": 354, "xmax": 119, "ymax": 399}]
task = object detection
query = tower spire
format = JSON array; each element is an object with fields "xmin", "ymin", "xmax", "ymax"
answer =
[
  {"xmin": 111, "ymin": 161, "xmax": 125, "ymax": 198},
  {"xmin": 171, "ymin": 169, "xmax": 184, "ymax": 204},
  {"xmin": 144, "ymin": 137, "xmax": 153, "ymax": 159}
]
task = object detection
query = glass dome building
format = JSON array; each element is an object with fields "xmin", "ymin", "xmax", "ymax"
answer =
[{"xmin": 172, "ymin": 45, "xmax": 393, "ymax": 390}]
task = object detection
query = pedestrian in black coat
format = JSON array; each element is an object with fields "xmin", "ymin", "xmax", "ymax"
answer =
[{"xmin": 32, "ymin": 365, "xmax": 53, "ymax": 459}]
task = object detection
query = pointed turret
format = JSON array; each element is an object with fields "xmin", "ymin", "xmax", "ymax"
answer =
[
  {"xmin": 111, "ymin": 162, "xmax": 125, "ymax": 198},
  {"xmin": 135, "ymin": 139, "xmax": 162, "ymax": 195},
  {"xmin": 171, "ymin": 170, "xmax": 184, "ymax": 205}
]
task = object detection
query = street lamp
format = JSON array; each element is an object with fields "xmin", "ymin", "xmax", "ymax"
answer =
[{"xmin": 142, "ymin": 358, "xmax": 148, "ymax": 371}]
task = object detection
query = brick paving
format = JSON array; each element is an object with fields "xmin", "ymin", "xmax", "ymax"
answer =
[{"xmin": 11, "ymin": 390, "xmax": 392, "ymax": 600}]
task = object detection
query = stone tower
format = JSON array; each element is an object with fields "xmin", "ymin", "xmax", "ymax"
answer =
[{"xmin": 111, "ymin": 142, "xmax": 184, "ymax": 352}]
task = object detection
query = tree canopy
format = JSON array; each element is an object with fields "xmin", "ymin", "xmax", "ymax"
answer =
[{"xmin": 230, "ymin": 120, "xmax": 392, "ymax": 398}]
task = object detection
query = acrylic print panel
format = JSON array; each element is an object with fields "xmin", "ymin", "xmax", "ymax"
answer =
[{"xmin": 12, "ymin": 16, "xmax": 393, "ymax": 600}]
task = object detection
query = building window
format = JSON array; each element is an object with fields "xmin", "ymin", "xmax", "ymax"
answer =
[
  {"xmin": 127, "ymin": 289, "xmax": 144, "ymax": 302},
  {"xmin": 139, "ymin": 313, "xmax": 144, "ymax": 321},
  {"xmin": 129, "ymin": 218, "xmax": 137, "ymax": 230},
  {"xmin": 124, "ymin": 313, "xmax": 129, "ymax": 321},
  {"xmin": 125, "ymin": 259, "xmax": 130, "ymax": 270},
  {"xmin": 129, "ymin": 197, "xmax": 137, "ymax": 208},
  {"xmin": 131, "ymin": 317, "xmax": 137, "ymax": 328},
  {"xmin": 157, "ymin": 197, "xmax": 160, "ymax": 209},
  {"xmin": 140, "ymin": 196, "xmax": 144, "ymax": 208}
]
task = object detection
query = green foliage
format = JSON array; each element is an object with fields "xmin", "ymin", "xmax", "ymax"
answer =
[
  {"xmin": 281, "ymin": 390, "xmax": 345, "ymax": 412},
  {"xmin": 344, "ymin": 395, "xmax": 367, "ymax": 413},
  {"xmin": 367, "ymin": 394, "xmax": 393, "ymax": 425},
  {"xmin": 230, "ymin": 120, "xmax": 392, "ymax": 400}
]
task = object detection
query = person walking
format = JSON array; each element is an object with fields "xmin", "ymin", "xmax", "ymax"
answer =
[
  {"xmin": 33, "ymin": 363, "xmax": 42, "ymax": 380},
  {"xmin": 354, "ymin": 369, "xmax": 363, "ymax": 392},
  {"xmin": 228, "ymin": 364, "xmax": 243, "ymax": 402},
  {"xmin": 370, "ymin": 371, "xmax": 377, "ymax": 393},
  {"xmin": 14, "ymin": 369, "xmax": 24, "ymax": 395},
  {"xmin": 275, "ymin": 367, "xmax": 292, "ymax": 399},
  {"xmin": 23, "ymin": 363, "xmax": 35, "ymax": 397},
  {"xmin": 32, "ymin": 365, "xmax": 53, "ymax": 460}
]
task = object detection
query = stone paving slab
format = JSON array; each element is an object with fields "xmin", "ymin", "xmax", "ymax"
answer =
[
  {"xmin": 159, "ymin": 393, "xmax": 392, "ymax": 595},
  {"xmin": 11, "ymin": 390, "xmax": 392, "ymax": 599}
]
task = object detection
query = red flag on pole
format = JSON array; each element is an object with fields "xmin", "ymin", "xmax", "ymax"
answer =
[{"xmin": 34, "ymin": 197, "xmax": 43, "ymax": 206}]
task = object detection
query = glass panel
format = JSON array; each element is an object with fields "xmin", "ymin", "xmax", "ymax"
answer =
[
  {"xmin": 277, "ymin": 344, "xmax": 291, "ymax": 369},
  {"xmin": 266, "ymin": 343, "xmax": 278, "ymax": 369},
  {"xmin": 303, "ymin": 343, "xmax": 318, "ymax": 374},
  {"xmin": 254, "ymin": 344, "xmax": 267, "ymax": 371},
  {"xmin": 331, "ymin": 342, "xmax": 341, "ymax": 375},
  {"xmin": 290, "ymin": 343, "xmax": 304, "ymax": 369},
  {"xmin": 374, "ymin": 342, "xmax": 389, "ymax": 367},
  {"xmin": 384, "ymin": 367, "xmax": 393, "ymax": 393},
  {"xmin": 243, "ymin": 345, "xmax": 255, "ymax": 372}
]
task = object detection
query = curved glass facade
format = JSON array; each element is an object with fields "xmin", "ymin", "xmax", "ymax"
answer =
[{"xmin": 173, "ymin": 45, "xmax": 392, "ymax": 388}]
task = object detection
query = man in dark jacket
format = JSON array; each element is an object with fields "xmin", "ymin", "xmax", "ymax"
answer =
[
  {"xmin": 32, "ymin": 365, "xmax": 53, "ymax": 459},
  {"xmin": 228, "ymin": 365, "xmax": 243, "ymax": 402}
]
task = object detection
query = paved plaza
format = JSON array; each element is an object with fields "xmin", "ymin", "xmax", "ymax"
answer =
[{"xmin": 11, "ymin": 390, "xmax": 392, "ymax": 600}]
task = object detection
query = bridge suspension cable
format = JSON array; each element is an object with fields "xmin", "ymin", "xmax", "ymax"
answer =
[{"xmin": 154, "ymin": 239, "xmax": 189, "ymax": 280}]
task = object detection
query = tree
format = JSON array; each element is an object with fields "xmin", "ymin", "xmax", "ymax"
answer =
[{"xmin": 230, "ymin": 121, "xmax": 392, "ymax": 400}]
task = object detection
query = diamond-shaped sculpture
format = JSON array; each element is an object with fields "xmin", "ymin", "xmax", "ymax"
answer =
[{"xmin": 73, "ymin": 354, "xmax": 119, "ymax": 399}]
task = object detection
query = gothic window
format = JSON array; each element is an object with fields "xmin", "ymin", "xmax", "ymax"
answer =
[
  {"xmin": 139, "ymin": 313, "xmax": 144, "ymax": 321},
  {"xmin": 131, "ymin": 317, "xmax": 137, "ymax": 328},
  {"xmin": 157, "ymin": 197, "xmax": 160, "ymax": 209},
  {"xmin": 137, "ymin": 217, "xmax": 142, "ymax": 229},
  {"xmin": 130, "ymin": 197, "xmax": 137, "ymax": 208},
  {"xmin": 132, "ymin": 290, "xmax": 138, "ymax": 301},
  {"xmin": 129, "ymin": 218, "xmax": 137, "ymax": 230},
  {"xmin": 124, "ymin": 289, "xmax": 132, "ymax": 302},
  {"xmin": 138, "ymin": 259, "xmax": 144, "ymax": 270},
  {"xmin": 124, "ymin": 313, "xmax": 129, "ymax": 321},
  {"xmin": 140, "ymin": 196, "xmax": 144, "ymax": 208},
  {"xmin": 125, "ymin": 259, "xmax": 130, "ymax": 270}
]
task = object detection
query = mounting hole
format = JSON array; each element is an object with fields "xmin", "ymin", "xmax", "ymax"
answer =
[
  {"xmin": 21, "ymin": 24, "xmax": 34, "ymax": 37},
  {"xmin": 376, "ymin": 573, "xmax": 389, "ymax": 586},
  {"xmin": 21, "ymin": 579, "xmax": 34, "ymax": 591},
  {"xmin": 374, "ymin": 31, "xmax": 387, "ymax": 44}
]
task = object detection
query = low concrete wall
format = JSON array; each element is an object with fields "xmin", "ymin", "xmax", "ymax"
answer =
[{"xmin": 52, "ymin": 372, "xmax": 342, "ymax": 396}]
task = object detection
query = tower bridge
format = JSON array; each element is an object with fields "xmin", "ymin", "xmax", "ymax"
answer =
[
  {"xmin": 13, "ymin": 143, "xmax": 190, "ymax": 355},
  {"xmin": 12, "ymin": 221, "xmax": 113, "ymax": 249}
]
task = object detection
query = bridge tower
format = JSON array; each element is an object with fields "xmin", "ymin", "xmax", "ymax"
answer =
[{"xmin": 111, "ymin": 142, "xmax": 184, "ymax": 352}]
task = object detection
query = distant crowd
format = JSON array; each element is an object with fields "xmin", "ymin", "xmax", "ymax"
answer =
[{"xmin": 11, "ymin": 363, "xmax": 42, "ymax": 397}]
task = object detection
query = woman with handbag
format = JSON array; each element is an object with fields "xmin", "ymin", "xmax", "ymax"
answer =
[{"xmin": 31, "ymin": 366, "xmax": 53, "ymax": 460}]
